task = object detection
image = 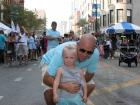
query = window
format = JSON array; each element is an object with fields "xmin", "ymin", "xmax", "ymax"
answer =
[
  {"xmin": 117, "ymin": 0, "xmax": 123, "ymax": 2},
  {"xmin": 117, "ymin": 9, "xmax": 123, "ymax": 22},
  {"xmin": 110, "ymin": 10, "xmax": 114, "ymax": 24},
  {"xmin": 126, "ymin": 0, "xmax": 131, "ymax": 4},
  {"xmin": 103, "ymin": 15, "xmax": 107, "ymax": 26},
  {"xmin": 127, "ymin": 9, "xmax": 132, "ymax": 22},
  {"xmin": 109, "ymin": 0, "xmax": 113, "ymax": 4},
  {"xmin": 103, "ymin": 0, "xmax": 105, "ymax": 9}
]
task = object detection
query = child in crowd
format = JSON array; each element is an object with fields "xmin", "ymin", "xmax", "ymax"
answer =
[{"xmin": 53, "ymin": 45, "xmax": 87, "ymax": 105}]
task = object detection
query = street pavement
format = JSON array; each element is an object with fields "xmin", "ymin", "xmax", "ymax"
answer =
[
  {"xmin": 0, "ymin": 60, "xmax": 45, "ymax": 105},
  {"xmin": 89, "ymin": 58, "xmax": 140, "ymax": 105},
  {"xmin": 0, "ymin": 58, "xmax": 140, "ymax": 105}
]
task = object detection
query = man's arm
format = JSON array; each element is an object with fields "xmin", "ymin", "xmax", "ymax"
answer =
[
  {"xmin": 46, "ymin": 30, "xmax": 60, "ymax": 40},
  {"xmin": 43, "ymin": 71, "xmax": 80, "ymax": 93},
  {"xmin": 46, "ymin": 35, "xmax": 58, "ymax": 40},
  {"xmin": 43, "ymin": 71, "xmax": 54, "ymax": 87}
]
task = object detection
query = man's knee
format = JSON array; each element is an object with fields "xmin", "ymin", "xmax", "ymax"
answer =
[
  {"xmin": 87, "ymin": 84, "xmax": 96, "ymax": 97},
  {"xmin": 44, "ymin": 89, "xmax": 55, "ymax": 105}
]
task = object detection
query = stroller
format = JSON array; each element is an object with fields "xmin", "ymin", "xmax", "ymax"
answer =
[{"xmin": 119, "ymin": 44, "xmax": 138, "ymax": 67}]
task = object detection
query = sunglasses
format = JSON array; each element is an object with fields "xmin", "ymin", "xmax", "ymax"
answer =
[{"xmin": 79, "ymin": 48, "xmax": 93, "ymax": 55}]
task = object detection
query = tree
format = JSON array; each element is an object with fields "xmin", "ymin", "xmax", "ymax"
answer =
[
  {"xmin": 77, "ymin": 18, "xmax": 88, "ymax": 27},
  {"xmin": 2, "ymin": 1, "xmax": 46, "ymax": 32},
  {"xmin": 77, "ymin": 18, "xmax": 88, "ymax": 34}
]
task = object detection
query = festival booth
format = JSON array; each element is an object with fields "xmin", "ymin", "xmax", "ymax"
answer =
[
  {"xmin": 106, "ymin": 22, "xmax": 140, "ymax": 67},
  {"xmin": 105, "ymin": 21, "xmax": 140, "ymax": 43},
  {"xmin": 0, "ymin": 22, "xmax": 12, "ymax": 34},
  {"xmin": 106, "ymin": 22, "xmax": 140, "ymax": 34}
]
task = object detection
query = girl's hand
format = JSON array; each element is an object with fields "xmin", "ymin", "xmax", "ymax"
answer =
[
  {"xmin": 53, "ymin": 93, "xmax": 58, "ymax": 103},
  {"xmin": 83, "ymin": 95, "xmax": 87, "ymax": 103}
]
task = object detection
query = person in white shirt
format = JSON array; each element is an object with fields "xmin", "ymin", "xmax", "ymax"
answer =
[{"xmin": 17, "ymin": 28, "xmax": 28, "ymax": 64}]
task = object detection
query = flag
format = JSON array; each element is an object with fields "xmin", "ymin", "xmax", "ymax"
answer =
[
  {"xmin": 11, "ymin": 20, "xmax": 16, "ymax": 32},
  {"xmin": 88, "ymin": 14, "xmax": 96, "ymax": 23},
  {"xmin": 16, "ymin": 24, "xmax": 20, "ymax": 33}
]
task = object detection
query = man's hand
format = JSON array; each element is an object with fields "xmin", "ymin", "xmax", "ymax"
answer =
[{"xmin": 60, "ymin": 82, "xmax": 81, "ymax": 93}]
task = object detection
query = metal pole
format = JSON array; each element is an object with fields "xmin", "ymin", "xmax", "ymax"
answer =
[{"xmin": 95, "ymin": 0, "xmax": 97, "ymax": 32}]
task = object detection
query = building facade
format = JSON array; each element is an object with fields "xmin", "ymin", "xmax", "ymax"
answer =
[
  {"xmin": 71, "ymin": 0, "xmax": 140, "ymax": 33},
  {"xmin": 100, "ymin": 0, "xmax": 140, "ymax": 32}
]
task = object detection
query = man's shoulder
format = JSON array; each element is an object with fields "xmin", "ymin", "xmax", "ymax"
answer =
[
  {"xmin": 94, "ymin": 48, "xmax": 99, "ymax": 55},
  {"xmin": 89, "ymin": 48, "xmax": 99, "ymax": 62}
]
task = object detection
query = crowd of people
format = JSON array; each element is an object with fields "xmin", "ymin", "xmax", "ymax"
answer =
[
  {"xmin": 0, "ymin": 28, "xmax": 42, "ymax": 65},
  {"xmin": 0, "ymin": 21, "xmax": 81, "ymax": 65}
]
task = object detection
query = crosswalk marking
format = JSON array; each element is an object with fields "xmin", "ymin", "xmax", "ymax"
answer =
[
  {"xmin": 27, "ymin": 68, "xmax": 32, "ymax": 71},
  {"xmin": 14, "ymin": 77, "xmax": 23, "ymax": 82},
  {"xmin": 33, "ymin": 63, "xmax": 37, "ymax": 66},
  {"xmin": 0, "ymin": 96, "xmax": 4, "ymax": 101}
]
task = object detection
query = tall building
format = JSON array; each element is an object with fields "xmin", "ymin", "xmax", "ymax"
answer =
[
  {"xmin": 71, "ymin": 0, "xmax": 140, "ymax": 33},
  {"xmin": 100, "ymin": 0, "xmax": 140, "ymax": 32},
  {"xmin": 70, "ymin": 0, "xmax": 81, "ymax": 34}
]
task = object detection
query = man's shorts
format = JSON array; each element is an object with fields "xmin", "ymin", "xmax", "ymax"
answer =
[
  {"xmin": 41, "ymin": 64, "xmax": 52, "ymax": 91},
  {"xmin": 41, "ymin": 64, "xmax": 95, "ymax": 91},
  {"xmin": 17, "ymin": 44, "xmax": 28, "ymax": 56}
]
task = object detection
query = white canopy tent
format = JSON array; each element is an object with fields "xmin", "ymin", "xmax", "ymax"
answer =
[{"xmin": 0, "ymin": 22, "xmax": 12, "ymax": 34}]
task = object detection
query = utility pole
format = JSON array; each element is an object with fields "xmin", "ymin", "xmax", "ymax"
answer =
[
  {"xmin": 95, "ymin": 0, "xmax": 98, "ymax": 32},
  {"xmin": 0, "ymin": 0, "xmax": 4, "ymax": 21}
]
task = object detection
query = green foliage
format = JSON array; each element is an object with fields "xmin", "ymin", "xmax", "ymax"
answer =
[
  {"xmin": 2, "ymin": 1, "xmax": 46, "ymax": 32},
  {"xmin": 77, "ymin": 18, "xmax": 88, "ymax": 27}
]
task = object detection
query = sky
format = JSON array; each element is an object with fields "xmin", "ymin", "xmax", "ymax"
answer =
[{"xmin": 25, "ymin": 0, "xmax": 72, "ymax": 30}]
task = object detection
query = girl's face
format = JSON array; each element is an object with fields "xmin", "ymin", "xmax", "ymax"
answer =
[{"xmin": 63, "ymin": 50, "xmax": 77, "ymax": 67}]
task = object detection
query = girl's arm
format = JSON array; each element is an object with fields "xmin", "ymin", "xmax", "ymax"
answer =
[
  {"xmin": 80, "ymin": 69, "xmax": 87, "ymax": 103},
  {"xmin": 53, "ymin": 68, "xmax": 63, "ymax": 103}
]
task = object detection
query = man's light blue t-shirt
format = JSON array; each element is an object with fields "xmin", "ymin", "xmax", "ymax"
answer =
[
  {"xmin": 47, "ymin": 29, "xmax": 60, "ymax": 50},
  {"xmin": 41, "ymin": 42, "xmax": 99, "ymax": 76}
]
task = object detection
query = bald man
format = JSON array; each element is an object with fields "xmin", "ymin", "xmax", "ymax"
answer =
[{"xmin": 41, "ymin": 34, "xmax": 99, "ymax": 105}]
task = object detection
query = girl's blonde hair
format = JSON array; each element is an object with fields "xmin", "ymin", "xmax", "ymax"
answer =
[{"xmin": 62, "ymin": 44, "xmax": 77, "ymax": 57}]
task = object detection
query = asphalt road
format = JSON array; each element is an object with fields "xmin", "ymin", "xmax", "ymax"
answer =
[
  {"xmin": 90, "ymin": 58, "xmax": 140, "ymax": 105},
  {"xmin": 0, "ymin": 58, "xmax": 140, "ymax": 105},
  {"xmin": 0, "ymin": 61, "xmax": 45, "ymax": 105}
]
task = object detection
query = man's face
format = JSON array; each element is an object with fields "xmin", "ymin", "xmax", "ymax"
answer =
[
  {"xmin": 51, "ymin": 23, "xmax": 57, "ymax": 31},
  {"xmin": 77, "ymin": 42, "xmax": 95, "ymax": 61}
]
